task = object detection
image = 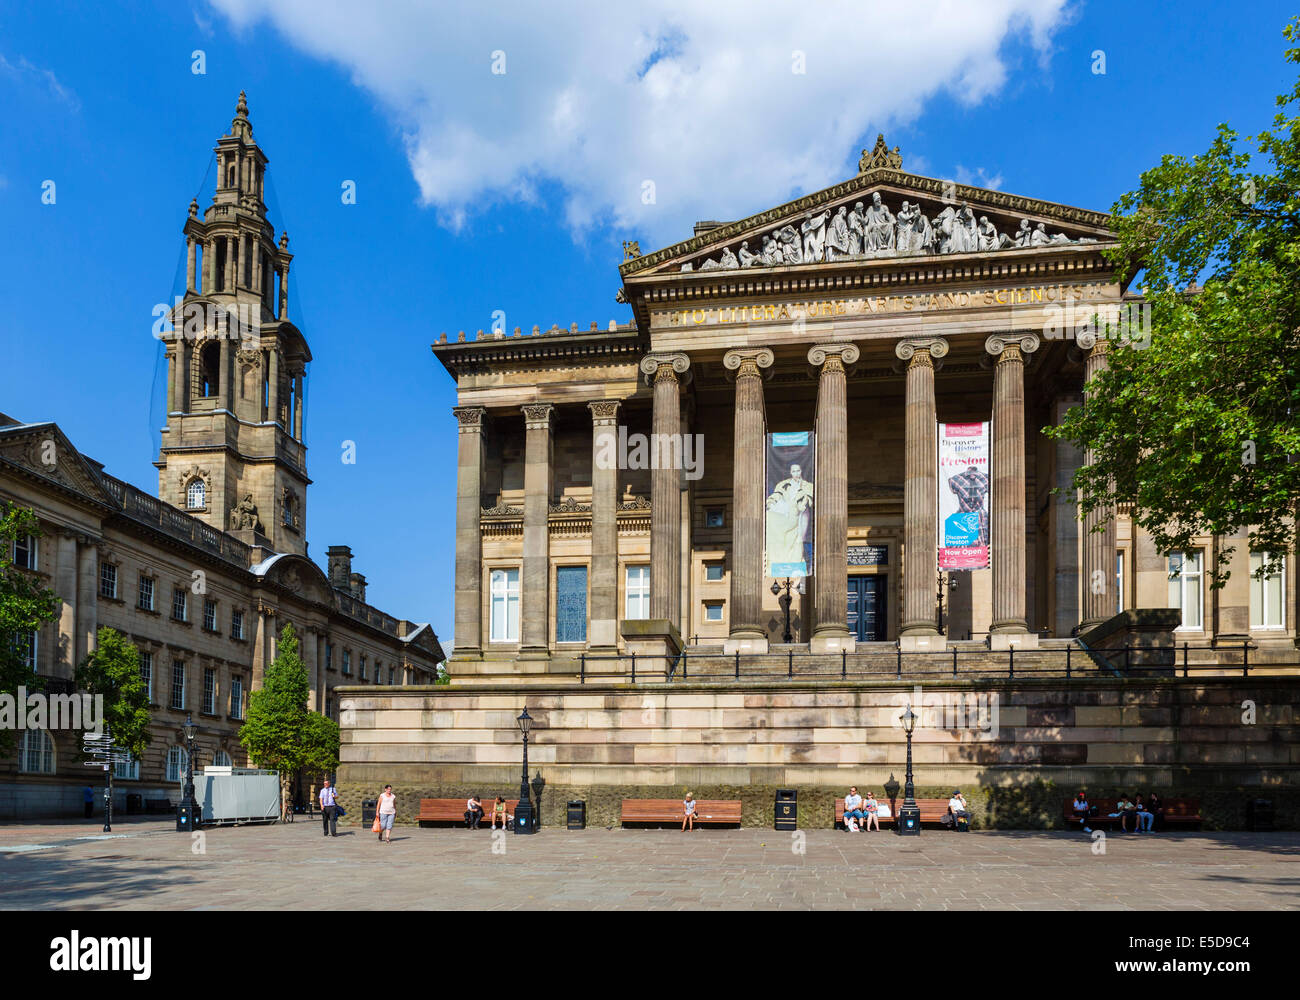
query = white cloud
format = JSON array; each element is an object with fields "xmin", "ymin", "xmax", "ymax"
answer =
[
  {"xmin": 207, "ymin": 0, "xmax": 1070, "ymax": 246},
  {"xmin": 0, "ymin": 54, "xmax": 80, "ymax": 111}
]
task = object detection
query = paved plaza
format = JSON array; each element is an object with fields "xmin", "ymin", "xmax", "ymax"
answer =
[{"xmin": 1, "ymin": 818, "xmax": 1297, "ymax": 910}]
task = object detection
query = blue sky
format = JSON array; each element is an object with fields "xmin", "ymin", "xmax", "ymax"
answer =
[{"xmin": 1, "ymin": 0, "xmax": 1296, "ymax": 650}]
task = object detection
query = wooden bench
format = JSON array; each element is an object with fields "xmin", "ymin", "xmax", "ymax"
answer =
[
  {"xmin": 835, "ymin": 796, "xmax": 958, "ymax": 828},
  {"xmin": 418, "ymin": 798, "xmax": 518, "ymax": 827},
  {"xmin": 144, "ymin": 799, "xmax": 172, "ymax": 815},
  {"xmin": 1062, "ymin": 797, "xmax": 1202, "ymax": 831},
  {"xmin": 620, "ymin": 799, "xmax": 742, "ymax": 827},
  {"xmin": 834, "ymin": 797, "xmax": 893, "ymax": 829}
]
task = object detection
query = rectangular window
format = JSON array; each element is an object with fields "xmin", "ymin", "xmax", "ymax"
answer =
[
  {"xmin": 231, "ymin": 610, "xmax": 245, "ymax": 640},
  {"xmin": 172, "ymin": 588, "xmax": 187, "ymax": 622},
  {"xmin": 202, "ymin": 667, "xmax": 216, "ymax": 714},
  {"xmin": 359, "ymin": 656, "xmax": 367, "ymax": 681},
  {"xmin": 326, "ymin": 696, "xmax": 333, "ymax": 719},
  {"xmin": 342, "ymin": 650, "xmax": 351, "ymax": 675},
  {"xmin": 1250, "ymin": 552, "xmax": 1286, "ymax": 629},
  {"xmin": 625, "ymin": 566, "xmax": 650, "ymax": 620},
  {"xmin": 17, "ymin": 629, "xmax": 37, "ymax": 672},
  {"xmin": 704, "ymin": 601, "xmax": 724, "ymax": 622},
  {"xmin": 556, "ymin": 566, "xmax": 588, "ymax": 643},
  {"xmin": 170, "ymin": 660, "xmax": 186, "ymax": 711},
  {"xmin": 99, "ymin": 563, "xmax": 117, "ymax": 600},
  {"xmin": 1167, "ymin": 551, "xmax": 1203, "ymax": 630},
  {"xmin": 166, "ymin": 746, "xmax": 188, "ymax": 783},
  {"xmin": 140, "ymin": 651, "xmax": 153, "ymax": 702},
  {"xmin": 114, "ymin": 755, "xmax": 139, "ymax": 781},
  {"xmin": 705, "ymin": 563, "xmax": 725, "ymax": 582},
  {"xmin": 490, "ymin": 568, "xmax": 521, "ymax": 642},
  {"xmin": 388, "ymin": 666, "xmax": 395, "ymax": 685},
  {"xmin": 1116, "ymin": 550, "xmax": 1125, "ymax": 615},
  {"xmin": 13, "ymin": 534, "xmax": 36, "ymax": 570},
  {"xmin": 203, "ymin": 599, "xmax": 217, "ymax": 632},
  {"xmin": 705, "ymin": 508, "xmax": 724, "ymax": 528},
  {"xmin": 138, "ymin": 574, "xmax": 154, "ymax": 611},
  {"xmin": 230, "ymin": 676, "xmax": 244, "ymax": 719},
  {"xmin": 325, "ymin": 643, "xmax": 333, "ymax": 670}
]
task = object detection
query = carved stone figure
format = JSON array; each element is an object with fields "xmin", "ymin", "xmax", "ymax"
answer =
[
  {"xmin": 847, "ymin": 202, "xmax": 866, "ymax": 255},
  {"xmin": 761, "ymin": 234, "xmax": 783, "ymax": 266},
  {"xmin": 825, "ymin": 206, "xmax": 852, "ymax": 259},
  {"xmin": 775, "ymin": 224, "xmax": 802, "ymax": 264},
  {"xmin": 895, "ymin": 201, "xmax": 916, "ymax": 253},
  {"xmin": 229, "ymin": 493, "xmax": 262, "ymax": 532},
  {"xmin": 978, "ymin": 215, "xmax": 1010, "ymax": 251},
  {"xmin": 863, "ymin": 192, "xmax": 895, "ymax": 251},
  {"xmin": 800, "ymin": 209, "xmax": 830, "ymax": 262},
  {"xmin": 1014, "ymin": 219, "xmax": 1033, "ymax": 247},
  {"xmin": 738, "ymin": 240, "xmax": 763, "ymax": 268}
]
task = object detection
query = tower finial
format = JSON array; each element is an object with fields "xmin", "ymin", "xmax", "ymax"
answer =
[{"xmin": 236, "ymin": 90, "xmax": 249, "ymax": 117}]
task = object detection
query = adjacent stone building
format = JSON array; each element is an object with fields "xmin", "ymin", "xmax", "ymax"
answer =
[{"xmin": 0, "ymin": 94, "xmax": 444, "ymax": 819}]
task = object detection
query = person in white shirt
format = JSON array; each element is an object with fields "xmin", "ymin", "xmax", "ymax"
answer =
[
  {"xmin": 843, "ymin": 786, "xmax": 865, "ymax": 832},
  {"xmin": 464, "ymin": 794, "xmax": 484, "ymax": 829},
  {"xmin": 948, "ymin": 790, "xmax": 969, "ymax": 829},
  {"xmin": 319, "ymin": 779, "xmax": 339, "ymax": 837},
  {"xmin": 376, "ymin": 784, "xmax": 396, "ymax": 844}
]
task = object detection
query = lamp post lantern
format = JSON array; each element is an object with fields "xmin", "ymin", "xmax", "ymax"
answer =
[
  {"xmin": 178, "ymin": 713, "xmax": 200, "ymax": 832},
  {"xmin": 513, "ymin": 707, "xmax": 536, "ymax": 834},
  {"xmin": 770, "ymin": 578, "xmax": 794, "ymax": 643},
  {"xmin": 896, "ymin": 706, "xmax": 921, "ymax": 835}
]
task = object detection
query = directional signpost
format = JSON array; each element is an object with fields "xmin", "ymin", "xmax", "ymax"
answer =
[{"xmin": 82, "ymin": 728, "xmax": 133, "ymax": 833}]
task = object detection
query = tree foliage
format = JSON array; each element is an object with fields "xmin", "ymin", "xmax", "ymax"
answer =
[
  {"xmin": 0, "ymin": 505, "xmax": 60, "ymax": 757},
  {"xmin": 75, "ymin": 627, "xmax": 152, "ymax": 759},
  {"xmin": 1049, "ymin": 19, "xmax": 1300, "ymax": 584}
]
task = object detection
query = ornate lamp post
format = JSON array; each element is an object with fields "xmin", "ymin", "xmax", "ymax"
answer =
[
  {"xmin": 770, "ymin": 578, "xmax": 794, "ymax": 643},
  {"xmin": 883, "ymin": 772, "xmax": 900, "ymax": 828},
  {"xmin": 896, "ymin": 706, "xmax": 921, "ymax": 836},
  {"xmin": 531, "ymin": 771, "xmax": 545, "ymax": 831},
  {"xmin": 935, "ymin": 573, "xmax": 958, "ymax": 634},
  {"xmin": 513, "ymin": 707, "xmax": 536, "ymax": 835},
  {"xmin": 183, "ymin": 713, "xmax": 201, "ymax": 831}
]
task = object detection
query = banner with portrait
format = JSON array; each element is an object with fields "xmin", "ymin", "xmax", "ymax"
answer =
[
  {"xmin": 765, "ymin": 431, "xmax": 815, "ymax": 578},
  {"xmin": 937, "ymin": 422, "xmax": 990, "ymax": 570}
]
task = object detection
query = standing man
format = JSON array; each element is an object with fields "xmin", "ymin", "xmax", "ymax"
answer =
[
  {"xmin": 82, "ymin": 785, "xmax": 94, "ymax": 820},
  {"xmin": 320, "ymin": 778, "xmax": 339, "ymax": 837}
]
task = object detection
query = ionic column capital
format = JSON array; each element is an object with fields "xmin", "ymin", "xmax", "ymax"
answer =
[
  {"xmin": 722, "ymin": 348, "xmax": 775, "ymax": 380},
  {"xmin": 807, "ymin": 342, "xmax": 859, "ymax": 374},
  {"xmin": 521, "ymin": 403, "xmax": 555, "ymax": 431},
  {"xmin": 894, "ymin": 337, "xmax": 949, "ymax": 364},
  {"xmin": 452, "ymin": 406, "xmax": 487, "ymax": 432},
  {"xmin": 587, "ymin": 399, "xmax": 622, "ymax": 426},
  {"xmin": 640, "ymin": 352, "xmax": 691, "ymax": 385},
  {"xmin": 985, "ymin": 333, "xmax": 1040, "ymax": 361},
  {"xmin": 1076, "ymin": 330, "xmax": 1110, "ymax": 355}
]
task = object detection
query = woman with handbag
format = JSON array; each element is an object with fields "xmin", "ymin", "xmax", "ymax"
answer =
[{"xmin": 374, "ymin": 784, "xmax": 396, "ymax": 844}]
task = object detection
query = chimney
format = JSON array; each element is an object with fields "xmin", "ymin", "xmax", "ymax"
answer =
[
  {"xmin": 326, "ymin": 546, "xmax": 352, "ymax": 590},
  {"xmin": 349, "ymin": 572, "xmax": 367, "ymax": 603}
]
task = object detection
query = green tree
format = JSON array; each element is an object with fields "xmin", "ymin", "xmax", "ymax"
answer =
[
  {"xmin": 239, "ymin": 622, "xmax": 335, "ymax": 819},
  {"xmin": 1050, "ymin": 19, "xmax": 1300, "ymax": 585},
  {"xmin": 75, "ymin": 627, "xmax": 152, "ymax": 759},
  {"xmin": 0, "ymin": 505, "xmax": 60, "ymax": 757}
]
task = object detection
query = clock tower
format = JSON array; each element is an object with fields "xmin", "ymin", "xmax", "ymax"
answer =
[{"xmin": 157, "ymin": 91, "xmax": 311, "ymax": 556}]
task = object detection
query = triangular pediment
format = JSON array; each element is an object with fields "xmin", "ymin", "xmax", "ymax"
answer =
[
  {"xmin": 0, "ymin": 422, "xmax": 119, "ymax": 509},
  {"xmin": 620, "ymin": 143, "xmax": 1115, "ymax": 280}
]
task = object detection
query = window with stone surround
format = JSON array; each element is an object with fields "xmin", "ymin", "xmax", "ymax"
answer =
[
  {"xmin": 170, "ymin": 660, "xmax": 187, "ymax": 711},
  {"xmin": 166, "ymin": 746, "xmax": 188, "ymax": 783},
  {"xmin": 172, "ymin": 588, "xmax": 187, "ymax": 622},
  {"xmin": 1167, "ymin": 551, "xmax": 1203, "ymax": 630},
  {"xmin": 16, "ymin": 629, "xmax": 37, "ymax": 672},
  {"xmin": 230, "ymin": 676, "xmax": 244, "ymax": 719},
  {"xmin": 1250, "ymin": 552, "xmax": 1286, "ymax": 629},
  {"xmin": 231, "ymin": 610, "xmax": 245, "ymax": 640},
  {"xmin": 186, "ymin": 479, "xmax": 206, "ymax": 510},
  {"xmin": 490, "ymin": 568, "xmax": 520, "ymax": 642},
  {"xmin": 114, "ymin": 754, "xmax": 139, "ymax": 780},
  {"xmin": 704, "ymin": 601, "xmax": 724, "ymax": 622},
  {"xmin": 625, "ymin": 566, "xmax": 650, "ymax": 620},
  {"xmin": 705, "ymin": 562, "xmax": 725, "ymax": 582},
  {"xmin": 556, "ymin": 566, "xmax": 588, "ymax": 643},
  {"xmin": 137, "ymin": 574, "xmax": 154, "ymax": 612},
  {"xmin": 342, "ymin": 650, "xmax": 351, "ymax": 675},
  {"xmin": 140, "ymin": 651, "xmax": 153, "ymax": 702},
  {"xmin": 12, "ymin": 533, "xmax": 37, "ymax": 570},
  {"xmin": 203, "ymin": 599, "xmax": 217, "ymax": 633},
  {"xmin": 19, "ymin": 728, "xmax": 54, "ymax": 774},
  {"xmin": 100, "ymin": 562, "xmax": 118, "ymax": 600},
  {"xmin": 202, "ymin": 667, "xmax": 217, "ymax": 714}
]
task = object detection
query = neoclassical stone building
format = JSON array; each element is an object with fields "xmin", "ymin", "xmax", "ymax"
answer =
[
  {"xmin": 432, "ymin": 136, "xmax": 1296, "ymax": 678},
  {"xmin": 0, "ymin": 94, "xmax": 443, "ymax": 818}
]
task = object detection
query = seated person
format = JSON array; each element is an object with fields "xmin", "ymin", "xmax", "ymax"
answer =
[
  {"xmin": 682, "ymin": 793, "xmax": 697, "ymax": 832},
  {"xmin": 1147, "ymin": 792, "xmax": 1164, "ymax": 831},
  {"xmin": 489, "ymin": 795, "xmax": 509, "ymax": 830},
  {"xmin": 1071, "ymin": 791, "xmax": 1092, "ymax": 833},
  {"xmin": 863, "ymin": 791, "xmax": 880, "ymax": 832},
  {"xmin": 464, "ymin": 794, "xmax": 484, "ymax": 829},
  {"xmin": 1109, "ymin": 795, "xmax": 1135, "ymax": 832},
  {"xmin": 948, "ymin": 790, "xmax": 969, "ymax": 828},
  {"xmin": 1135, "ymin": 794, "xmax": 1154, "ymax": 833},
  {"xmin": 842, "ymin": 786, "xmax": 865, "ymax": 832}
]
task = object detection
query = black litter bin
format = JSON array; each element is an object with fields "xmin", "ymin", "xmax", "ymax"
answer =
[
  {"xmin": 775, "ymin": 788, "xmax": 797, "ymax": 830},
  {"xmin": 362, "ymin": 799, "xmax": 378, "ymax": 826},
  {"xmin": 1247, "ymin": 798, "xmax": 1274, "ymax": 832},
  {"xmin": 126, "ymin": 793, "xmax": 143, "ymax": 815},
  {"xmin": 567, "ymin": 800, "xmax": 586, "ymax": 830}
]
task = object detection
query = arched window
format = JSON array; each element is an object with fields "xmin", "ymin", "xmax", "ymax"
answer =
[
  {"xmin": 186, "ymin": 479, "xmax": 206, "ymax": 510},
  {"xmin": 213, "ymin": 750, "xmax": 232, "ymax": 768},
  {"xmin": 200, "ymin": 342, "xmax": 220, "ymax": 398},
  {"xmin": 166, "ymin": 746, "xmax": 189, "ymax": 783},
  {"xmin": 19, "ymin": 729, "xmax": 55, "ymax": 774}
]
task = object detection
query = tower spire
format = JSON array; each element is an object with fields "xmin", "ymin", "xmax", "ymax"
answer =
[{"xmin": 230, "ymin": 89, "xmax": 252, "ymax": 141}]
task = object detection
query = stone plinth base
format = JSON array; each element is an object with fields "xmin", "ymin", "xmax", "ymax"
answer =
[
  {"xmin": 809, "ymin": 630, "xmax": 855, "ymax": 654},
  {"xmin": 620, "ymin": 619, "xmax": 682, "ymax": 660},
  {"xmin": 988, "ymin": 630, "xmax": 1039, "ymax": 650},
  {"xmin": 899, "ymin": 631, "xmax": 946, "ymax": 652},
  {"xmin": 723, "ymin": 633, "xmax": 769, "ymax": 655}
]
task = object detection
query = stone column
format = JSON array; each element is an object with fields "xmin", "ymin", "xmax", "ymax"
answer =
[
  {"xmin": 1052, "ymin": 392, "xmax": 1084, "ymax": 637},
  {"xmin": 896, "ymin": 338, "xmax": 949, "ymax": 651},
  {"xmin": 75, "ymin": 538, "xmax": 98, "ymax": 665},
  {"xmin": 588, "ymin": 400, "xmax": 621, "ymax": 651},
  {"xmin": 1078, "ymin": 336, "xmax": 1117, "ymax": 630},
  {"xmin": 252, "ymin": 608, "xmax": 271, "ymax": 688},
  {"xmin": 520, "ymin": 403, "xmax": 554, "ymax": 657},
  {"xmin": 219, "ymin": 336, "xmax": 232, "ymax": 411},
  {"xmin": 640, "ymin": 353, "xmax": 691, "ymax": 632},
  {"xmin": 452, "ymin": 407, "xmax": 486, "ymax": 659},
  {"xmin": 186, "ymin": 239, "xmax": 197, "ymax": 292},
  {"xmin": 278, "ymin": 265, "xmax": 289, "ymax": 320},
  {"xmin": 316, "ymin": 632, "xmax": 328, "ymax": 711},
  {"xmin": 268, "ymin": 347, "xmax": 280, "ymax": 424},
  {"xmin": 723, "ymin": 348, "xmax": 774, "ymax": 653},
  {"xmin": 207, "ymin": 239, "xmax": 218, "ymax": 292},
  {"xmin": 807, "ymin": 343, "xmax": 859, "ymax": 654},
  {"xmin": 225, "ymin": 235, "xmax": 236, "ymax": 291},
  {"xmin": 986, "ymin": 333, "xmax": 1039, "ymax": 649},
  {"xmin": 293, "ymin": 373, "xmax": 305, "ymax": 440},
  {"xmin": 54, "ymin": 531, "xmax": 78, "ymax": 676}
]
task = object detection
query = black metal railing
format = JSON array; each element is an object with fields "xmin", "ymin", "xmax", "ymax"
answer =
[{"xmin": 576, "ymin": 641, "xmax": 1275, "ymax": 684}]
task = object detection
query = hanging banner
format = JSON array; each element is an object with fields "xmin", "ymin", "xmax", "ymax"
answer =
[
  {"xmin": 938, "ymin": 422, "xmax": 990, "ymax": 570},
  {"xmin": 764, "ymin": 431, "xmax": 815, "ymax": 578}
]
